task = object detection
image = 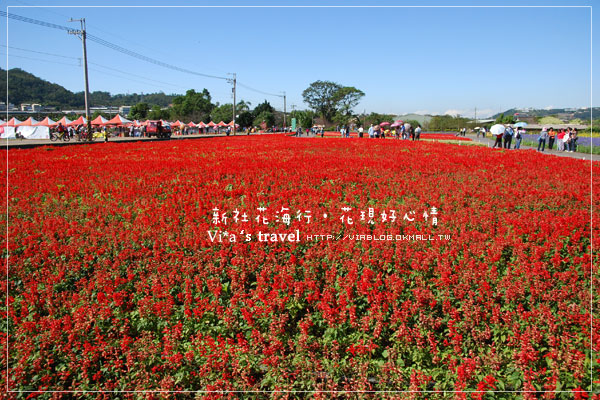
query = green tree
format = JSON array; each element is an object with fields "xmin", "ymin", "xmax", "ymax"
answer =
[
  {"xmin": 428, "ymin": 115, "xmax": 470, "ymax": 131},
  {"xmin": 237, "ymin": 111, "xmax": 254, "ymax": 128},
  {"xmin": 236, "ymin": 100, "xmax": 252, "ymax": 112},
  {"xmin": 171, "ymin": 89, "xmax": 214, "ymax": 121},
  {"xmin": 293, "ymin": 110, "xmax": 315, "ymax": 129},
  {"xmin": 148, "ymin": 105, "xmax": 170, "ymax": 120},
  {"xmin": 302, "ymin": 80, "xmax": 343, "ymax": 122},
  {"xmin": 302, "ymin": 81, "xmax": 365, "ymax": 123},
  {"xmin": 211, "ymin": 103, "xmax": 233, "ymax": 123},
  {"xmin": 334, "ymin": 86, "xmax": 365, "ymax": 116},
  {"xmin": 253, "ymin": 111, "xmax": 275, "ymax": 128},
  {"xmin": 502, "ymin": 114, "xmax": 516, "ymax": 124},
  {"xmin": 365, "ymin": 112, "xmax": 395, "ymax": 126},
  {"xmin": 253, "ymin": 100, "xmax": 274, "ymax": 116},
  {"xmin": 129, "ymin": 102, "xmax": 150, "ymax": 120}
]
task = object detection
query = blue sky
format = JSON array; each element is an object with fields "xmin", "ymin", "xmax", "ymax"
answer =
[{"xmin": 2, "ymin": 0, "xmax": 597, "ymax": 118}]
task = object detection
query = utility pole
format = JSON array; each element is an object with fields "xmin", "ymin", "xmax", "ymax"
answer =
[
  {"xmin": 68, "ymin": 18, "xmax": 91, "ymax": 139},
  {"xmin": 228, "ymin": 73, "xmax": 236, "ymax": 135},
  {"xmin": 282, "ymin": 91, "xmax": 287, "ymax": 130},
  {"xmin": 475, "ymin": 107, "xmax": 477, "ymax": 126}
]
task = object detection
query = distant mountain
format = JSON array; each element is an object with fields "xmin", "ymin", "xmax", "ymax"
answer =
[
  {"xmin": 0, "ymin": 68, "xmax": 179, "ymax": 108},
  {"xmin": 492, "ymin": 107, "xmax": 598, "ymax": 121},
  {"xmin": 0, "ymin": 68, "xmax": 83, "ymax": 107}
]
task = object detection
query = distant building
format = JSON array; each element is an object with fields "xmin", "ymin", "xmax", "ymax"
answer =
[
  {"xmin": 31, "ymin": 104, "xmax": 42, "ymax": 112},
  {"xmin": 515, "ymin": 115, "xmax": 537, "ymax": 124},
  {"xmin": 119, "ymin": 105, "xmax": 131, "ymax": 116},
  {"xmin": 20, "ymin": 103, "xmax": 31, "ymax": 111}
]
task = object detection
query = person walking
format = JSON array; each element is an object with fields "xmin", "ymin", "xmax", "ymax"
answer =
[
  {"xmin": 492, "ymin": 131, "xmax": 503, "ymax": 148},
  {"xmin": 563, "ymin": 128, "xmax": 571, "ymax": 152},
  {"xmin": 557, "ymin": 129, "xmax": 565, "ymax": 151},
  {"xmin": 514, "ymin": 127, "xmax": 523, "ymax": 149},
  {"xmin": 537, "ymin": 127, "xmax": 548, "ymax": 152},
  {"xmin": 570, "ymin": 128, "xmax": 578, "ymax": 152},
  {"xmin": 503, "ymin": 125, "xmax": 514, "ymax": 149},
  {"xmin": 358, "ymin": 126, "xmax": 364, "ymax": 138},
  {"xmin": 368, "ymin": 124, "xmax": 374, "ymax": 138},
  {"xmin": 548, "ymin": 127, "xmax": 556, "ymax": 150},
  {"xmin": 414, "ymin": 125, "xmax": 421, "ymax": 140}
]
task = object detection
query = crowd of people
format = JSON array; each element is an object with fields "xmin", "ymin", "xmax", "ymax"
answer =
[
  {"xmin": 535, "ymin": 127, "xmax": 579, "ymax": 152},
  {"xmin": 366, "ymin": 123, "xmax": 422, "ymax": 140},
  {"xmin": 491, "ymin": 126, "xmax": 579, "ymax": 152}
]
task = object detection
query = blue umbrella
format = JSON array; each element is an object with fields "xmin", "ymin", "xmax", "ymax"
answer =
[{"xmin": 514, "ymin": 122, "xmax": 528, "ymax": 128}]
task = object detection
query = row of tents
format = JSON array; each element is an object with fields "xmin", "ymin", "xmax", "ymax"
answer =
[{"xmin": 0, "ymin": 115, "xmax": 238, "ymax": 129}]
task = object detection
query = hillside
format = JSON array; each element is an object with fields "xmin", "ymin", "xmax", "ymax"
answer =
[
  {"xmin": 0, "ymin": 68, "xmax": 83, "ymax": 107},
  {"xmin": 493, "ymin": 107, "xmax": 598, "ymax": 121},
  {"xmin": 0, "ymin": 68, "xmax": 179, "ymax": 108}
]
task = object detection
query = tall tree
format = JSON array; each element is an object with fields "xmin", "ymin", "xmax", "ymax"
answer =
[
  {"xmin": 334, "ymin": 86, "xmax": 365, "ymax": 116},
  {"xmin": 302, "ymin": 81, "xmax": 343, "ymax": 122},
  {"xmin": 129, "ymin": 102, "xmax": 150, "ymax": 120},
  {"xmin": 253, "ymin": 111, "xmax": 275, "ymax": 128},
  {"xmin": 253, "ymin": 100, "xmax": 274, "ymax": 116},
  {"xmin": 236, "ymin": 100, "xmax": 252, "ymax": 112},
  {"xmin": 171, "ymin": 89, "xmax": 213, "ymax": 121},
  {"xmin": 211, "ymin": 103, "xmax": 234, "ymax": 123},
  {"xmin": 302, "ymin": 81, "xmax": 364, "ymax": 122}
]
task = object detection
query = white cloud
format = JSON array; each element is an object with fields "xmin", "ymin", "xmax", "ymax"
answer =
[
  {"xmin": 444, "ymin": 109, "xmax": 464, "ymax": 117},
  {"xmin": 405, "ymin": 108, "xmax": 497, "ymax": 118},
  {"xmin": 412, "ymin": 110, "xmax": 432, "ymax": 115},
  {"xmin": 544, "ymin": 105, "xmax": 554, "ymax": 110}
]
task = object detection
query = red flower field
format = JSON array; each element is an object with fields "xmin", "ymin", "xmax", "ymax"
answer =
[
  {"xmin": 319, "ymin": 131, "xmax": 471, "ymax": 141},
  {"xmin": 2, "ymin": 135, "xmax": 599, "ymax": 398}
]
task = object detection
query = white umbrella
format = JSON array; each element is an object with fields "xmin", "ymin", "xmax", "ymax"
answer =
[
  {"xmin": 514, "ymin": 122, "xmax": 528, "ymax": 128},
  {"xmin": 490, "ymin": 124, "xmax": 505, "ymax": 136}
]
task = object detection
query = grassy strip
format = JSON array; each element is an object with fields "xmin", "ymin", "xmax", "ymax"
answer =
[{"xmin": 521, "ymin": 140, "xmax": 600, "ymax": 155}]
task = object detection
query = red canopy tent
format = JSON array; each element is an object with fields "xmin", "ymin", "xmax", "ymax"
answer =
[
  {"xmin": 171, "ymin": 120, "xmax": 185, "ymax": 127},
  {"xmin": 187, "ymin": 121, "xmax": 196, "ymax": 127},
  {"xmin": 217, "ymin": 121, "xmax": 227, "ymax": 127},
  {"xmin": 3, "ymin": 117, "xmax": 23, "ymax": 127},
  {"xmin": 35, "ymin": 117, "xmax": 58, "ymax": 127},
  {"xmin": 16, "ymin": 117, "xmax": 39, "ymax": 126},
  {"xmin": 69, "ymin": 116, "xmax": 88, "ymax": 126},
  {"xmin": 91, "ymin": 115, "xmax": 109, "ymax": 126},
  {"xmin": 197, "ymin": 121, "xmax": 206, "ymax": 128},
  {"xmin": 206, "ymin": 121, "xmax": 216, "ymax": 127},
  {"xmin": 107, "ymin": 115, "xmax": 132, "ymax": 126}
]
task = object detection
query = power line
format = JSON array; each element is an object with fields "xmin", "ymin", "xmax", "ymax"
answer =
[
  {"xmin": 85, "ymin": 33, "xmax": 229, "ymax": 81},
  {"xmin": 2, "ymin": 10, "xmax": 288, "ymax": 109},
  {"xmin": 1, "ymin": 43, "xmax": 188, "ymax": 89},
  {"xmin": 10, "ymin": 0, "xmax": 176, "ymax": 61},
  {"xmin": 0, "ymin": 10, "xmax": 70, "ymax": 31},
  {"xmin": 5, "ymin": 53, "xmax": 78, "ymax": 67},
  {"xmin": 5, "ymin": 54, "xmax": 187, "ymax": 92},
  {"xmin": 0, "ymin": 44, "xmax": 79, "ymax": 60},
  {"xmin": 1, "ymin": 10, "xmax": 229, "ymax": 81},
  {"xmin": 87, "ymin": 62, "xmax": 188, "ymax": 90},
  {"xmin": 237, "ymin": 82, "xmax": 283, "ymax": 98}
]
